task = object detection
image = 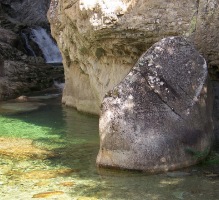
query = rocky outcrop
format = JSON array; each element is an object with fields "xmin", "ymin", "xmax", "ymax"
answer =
[
  {"xmin": 0, "ymin": 2, "xmax": 64, "ymax": 100},
  {"xmin": 193, "ymin": 1, "xmax": 219, "ymax": 69},
  {"xmin": 0, "ymin": 28, "xmax": 63, "ymax": 100},
  {"xmin": 96, "ymin": 37, "xmax": 213, "ymax": 172},
  {"xmin": 0, "ymin": 0, "xmax": 50, "ymax": 26},
  {"xmin": 0, "ymin": 60, "xmax": 63, "ymax": 100},
  {"xmin": 48, "ymin": 0, "xmax": 219, "ymax": 114}
]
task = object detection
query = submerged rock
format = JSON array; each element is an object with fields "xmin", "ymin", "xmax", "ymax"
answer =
[
  {"xmin": 97, "ymin": 37, "xmax": 213, "ymax": 173},
  {"xmin": 0, "ymin": 137, "xmax": 56, "ymax": 159},
  {"xmin": 0, "ymin": 102, "xmax": 45, "ymax": 114}
]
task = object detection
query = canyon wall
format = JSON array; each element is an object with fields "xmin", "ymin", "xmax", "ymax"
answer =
[
  {"xmin": 0, "ymin": 0, "xmax": 50, "ymax": 26},
  {"xmin": 48, "ymin": 0, "xmax": 219, "ymax": 114},
  {"xmin": 0, "ymin": 1, "xmax": 64, "ymax": 100}
]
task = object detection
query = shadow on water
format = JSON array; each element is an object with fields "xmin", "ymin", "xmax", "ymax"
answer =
[{"xmin": 0, "ymin": 97, "xmax": 218, "ymax": 199}]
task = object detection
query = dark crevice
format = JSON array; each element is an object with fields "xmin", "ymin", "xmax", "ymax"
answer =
[
  {"xmin": 178, "ymin": 85, "xmax": 194, "ymax": 102},
  {"xmin": 153, "ymin": 89, "xmax": 185, "ymax": 121},
  {"xmin": 194, "ymin": 0, "xmax": 201, "ymax": 33},
  {"xmin": 140, "ymin": 72, "xmax": 185, "ymax": 121},
  {"xmin": 63, "ymin": 0, "xmax": 79, "ymax": 10}
]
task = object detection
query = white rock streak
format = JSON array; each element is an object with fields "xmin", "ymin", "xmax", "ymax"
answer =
[{"xmin": 79, "ymin": 0, "xmax": 130, "ymax": 27}]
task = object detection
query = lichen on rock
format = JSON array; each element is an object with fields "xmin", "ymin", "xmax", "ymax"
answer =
[{"xmin": 96, "ymin": 37, "xmax": 213, "ymax": 172}]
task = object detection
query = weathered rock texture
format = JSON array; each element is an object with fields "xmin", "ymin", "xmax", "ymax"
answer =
[
  {"xmin": 0, "ymin": 0, "xmax": 51, "ymax": 26},
  {"xmin": 48, "ymin": 0, "xmax": 219, "ymax": 114},
  {"xmin": 0, "ymin": 60, "xmax": 63, "ymax": 100},
  {"xmin": 96, "ymin": 37, "xmax": 213, "ymax": 172},
  {"xmin": 0, "ymin": 3, "xmax": 64, "ymax": 100},
  {"xmin": 193, "ymin": 1, "xmax": 219, "ymax": 69}
]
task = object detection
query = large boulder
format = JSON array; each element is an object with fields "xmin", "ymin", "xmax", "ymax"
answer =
[
  {"xmin": 96, "ymin": 37, "xmax": 213, "ymax": 172},
  {"xmin": 48, "ymin": 0, "xmax": 219, "ymax": 114}
]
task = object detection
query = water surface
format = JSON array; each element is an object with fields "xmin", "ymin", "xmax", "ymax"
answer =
[{"xmin": 0, "ymin": 96, "xmax": 218, "ymax": 200}]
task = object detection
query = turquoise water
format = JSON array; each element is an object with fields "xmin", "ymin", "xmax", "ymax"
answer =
[{"xmin": 0, "ymin": 97, "xmax": 218, "ymax": 200}]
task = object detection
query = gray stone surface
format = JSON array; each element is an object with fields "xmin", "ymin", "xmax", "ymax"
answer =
[
  {"xmin": 48, "ymin": 0, "xmax": 219, "ymax": 114},
  {"xmin": 0, "ymin": 0, "xmax": 50, "ymax": 26},
  {"xmin": 97, "ymin": 37, "xmax": 213, "ymax": 173}
]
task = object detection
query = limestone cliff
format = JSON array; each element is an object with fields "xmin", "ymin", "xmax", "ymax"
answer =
[{"xmin": 48, "ymin": 0, "xmax": 219, "ymax": 114}]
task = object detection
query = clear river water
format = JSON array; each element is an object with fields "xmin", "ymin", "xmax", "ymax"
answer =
[{"xmin": 0, "ymin": 94, "xmax": 218, "ymax": 200}]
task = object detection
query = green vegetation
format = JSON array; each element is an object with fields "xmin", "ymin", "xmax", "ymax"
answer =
[
  {"xmin": 203, "ymin": 151, "xmax": 219, "ymax": 165},
  {"xmin": 185, "ymin": 147, "xmax": 210, "ymax": 160},
  {"xmin": 186, "ymin": 147, "xmax": 219, "ymax": 165},
  {"xmin": 189, "ymin": 15, "xmax": 197, "ymax": 34}
]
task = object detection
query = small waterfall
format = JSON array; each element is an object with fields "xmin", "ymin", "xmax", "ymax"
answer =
[
  {"xmin": 30, "ymin": 27, "xmax": 62, "ymax": 64},
  {"xmin": 53, "ymin": 80, "xmax": 65, "ymax": 91},
  {"xmin": 21, "ymin": 32, "xmax": 36, "ymax": 57}
]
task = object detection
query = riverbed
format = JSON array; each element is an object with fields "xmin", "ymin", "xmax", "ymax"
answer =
[{"xmin": 0, "ymin": 94, "xmax": 218, "ymax": 200}]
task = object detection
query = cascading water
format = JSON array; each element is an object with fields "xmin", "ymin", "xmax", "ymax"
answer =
[
  {"xmin": 53, "ymin": 80, "xmax": 65, "ymax": 91},
  {"xmin": 30, "ymin": 27, "xmax": 62, "ymax": 64},
  {"xmin": 21, "ymin": 27, "xmax": 65, "ymax": 89}
]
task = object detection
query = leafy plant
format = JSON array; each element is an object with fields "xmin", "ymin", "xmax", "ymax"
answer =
[
  {"xmin": 185, "ymin": 147, "xmax": 219, "ymax": 165},
  {"xmin": 185, "ymin": 147, "xmax": 210, "ymax": 160}
]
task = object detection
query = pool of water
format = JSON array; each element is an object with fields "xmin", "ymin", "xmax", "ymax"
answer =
[{"xmin": 0, "ymin": 96, "xmax": 218, "ymax": 200}]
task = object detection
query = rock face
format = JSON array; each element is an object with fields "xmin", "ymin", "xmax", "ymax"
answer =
[
  {"xmin": 0, "ymin": 60, "xmax": 63, "ymax": 100},
  {"xmin": 48, "ymin": 0, "xmax": 219, "ymax": 114},
  {"xmin": 96, "ymin": 37, "xmax": 213, "ymax": 172},
  {"xmin": 0, "ymin": 0, "xmax": 50, "ymax": 26},
  {"xmin": 0, "ymin": 3, "xmax": 64, "ymax": 100},
  {"xmin": 193, "ymin": 1, "xmax": 219, "ymax": 68}
]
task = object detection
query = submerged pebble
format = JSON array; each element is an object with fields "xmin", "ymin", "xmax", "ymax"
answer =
[{"xmin": 32, "ymin": 191, "xmax": 64, "ymax": 198}]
